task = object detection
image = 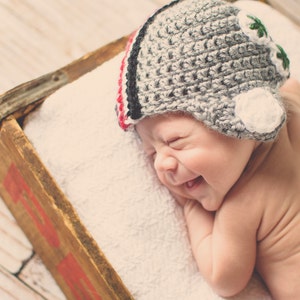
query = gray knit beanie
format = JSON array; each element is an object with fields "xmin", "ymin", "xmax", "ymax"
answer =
[{"xmin": 116, "ymin": 0, "xmax": 290, "ymax": 141}]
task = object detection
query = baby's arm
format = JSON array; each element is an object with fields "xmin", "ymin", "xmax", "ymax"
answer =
[{"xmin": 183, "ymin": 198, "xmax": 257, "ymax": 297}]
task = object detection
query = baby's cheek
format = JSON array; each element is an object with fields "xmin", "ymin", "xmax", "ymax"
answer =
[{"xmin": 155, "ymin": 171, "xmax": 168, "ymax": 187}]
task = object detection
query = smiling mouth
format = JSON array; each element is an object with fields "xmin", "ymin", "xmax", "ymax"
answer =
[{"xmin": 185, "ymin": 176, "xmax": 203, "ymax": 189}]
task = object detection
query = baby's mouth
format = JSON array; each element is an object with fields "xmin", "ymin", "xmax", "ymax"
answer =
[{"xmin": 185, "ymin": 176, "xmax": 203, "ymax": 189}]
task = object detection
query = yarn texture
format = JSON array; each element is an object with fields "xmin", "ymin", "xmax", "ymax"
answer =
[{"xmin": 116, "ymin": 0, "xmax": 290, "ymax": 141}]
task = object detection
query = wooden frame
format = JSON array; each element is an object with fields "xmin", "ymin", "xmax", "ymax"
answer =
[{"xmin": 0, "ymin": 36, "xmax": 133, "ymax": 300}]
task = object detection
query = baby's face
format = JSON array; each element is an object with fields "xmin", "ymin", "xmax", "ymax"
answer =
[{"xmin": 136, "ymin": 113, "xmax": 257, "ymax": 211}]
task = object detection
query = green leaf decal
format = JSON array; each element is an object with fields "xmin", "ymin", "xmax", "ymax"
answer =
[
  {"xmin": 276, "ymin": 44, "xmax": 290, "ymax": 70},
  {"xmin": 248, "ymin": 15, "xmax": 268, "ymax": 38}
]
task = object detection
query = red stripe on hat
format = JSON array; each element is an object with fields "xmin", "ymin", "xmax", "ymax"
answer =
[{"xmin": 116, "ymin": 30, "xmax": 138, "ymax": 130}]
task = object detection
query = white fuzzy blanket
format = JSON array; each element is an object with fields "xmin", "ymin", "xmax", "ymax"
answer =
[{"xmin": 24, "ymin": 2, "xmax": 300, "ymax": 299}]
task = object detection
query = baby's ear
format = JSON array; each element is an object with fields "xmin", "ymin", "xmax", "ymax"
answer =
[
  {"xmin": 280, "ymin": 79, "xmax": 300, "ymax": 115},
  {"xmin": 234, "ymin": 87, "xmax": 286, "ymax": 135},
  {"xmin": 280, "ymin": 78, "xmax": 300, "ymax": 94}
]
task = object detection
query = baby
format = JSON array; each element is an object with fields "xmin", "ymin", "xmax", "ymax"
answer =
[{"xmin": 116, "ymin": 0, "xmax": 300, "ymax": 299}]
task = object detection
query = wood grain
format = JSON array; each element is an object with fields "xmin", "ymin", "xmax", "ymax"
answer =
[{"xmin": 0, "ymin": 36, "xmax": 129, "ymax": 122}]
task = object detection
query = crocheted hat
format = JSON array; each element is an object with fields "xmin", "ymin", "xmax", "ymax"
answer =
[{"xmin": 116, "ymin": 0, "xmax": 290, "ymax": 141}]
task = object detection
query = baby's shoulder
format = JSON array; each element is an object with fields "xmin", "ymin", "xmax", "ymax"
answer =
[{"xmin": 220, "ymin": 176, "xmax": 265, "ymax": 224}]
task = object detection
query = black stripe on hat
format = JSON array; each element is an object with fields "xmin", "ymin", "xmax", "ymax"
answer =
[{"xmin": 125, "ymin": 0, "xmax": 181, "ymax": 120}]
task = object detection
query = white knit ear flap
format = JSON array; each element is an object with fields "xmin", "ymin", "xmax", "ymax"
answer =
[{"xmin": 234, "ymin": 88, "xmax": 285, "ymax": 134}]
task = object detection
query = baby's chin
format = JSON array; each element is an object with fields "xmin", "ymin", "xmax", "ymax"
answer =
[{"xmin": 180, "ymin": 186, "xmax": 225, "ymax": 212}]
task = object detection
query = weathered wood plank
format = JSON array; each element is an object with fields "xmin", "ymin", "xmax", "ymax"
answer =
[
  {"xmin": 0, "ymin": 0, "xmax": 159, "ymax": 94},
  {"xmin": 0, "ymin": 117, "xmax": 133, "ymax": 300},
  {"xmin": 20, "ymin": 255, "xmax": 65, "ymax": 300},
  {"xmin": 0, "ymin": 35, "xmax": 129, "ymax": 122},
  {"xmin": 0, "ymin": 265, "xmax": 44, "ymax": 300},
  {"xmin": 0, "ymin": 200, "xmax": 32, "ymax": 273},
  {"xmin": 0, "ymin": 229, "xmax": 32, "ymax": 274}
]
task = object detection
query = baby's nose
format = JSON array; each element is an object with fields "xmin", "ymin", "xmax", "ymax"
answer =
[{"xmin": 154, "ymin": 152, "xmax": 177, "ymax": 173}]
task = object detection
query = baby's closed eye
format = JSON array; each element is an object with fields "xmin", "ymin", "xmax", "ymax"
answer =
[{"xmin": 167, "ymin": 137, "xmax": 186, "ymax": 149}]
